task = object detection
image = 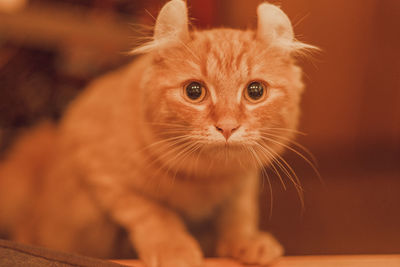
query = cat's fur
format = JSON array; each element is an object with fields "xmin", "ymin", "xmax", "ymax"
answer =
[{"xmin": 0, "ymin": 1, "xmax": 314, "ymax": 266}]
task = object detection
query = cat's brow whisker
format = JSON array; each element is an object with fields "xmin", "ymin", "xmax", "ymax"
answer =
[
  {"xmin": 292, "ymin": 12, "xmax": 311, "ymax": 29},
  {"xmin": 144, "ymin": 8, "xmax": 157, "ymax": 22},
  {"xmin": 178, "ymin": 40, "xmax": 201, "ymax": 63}
]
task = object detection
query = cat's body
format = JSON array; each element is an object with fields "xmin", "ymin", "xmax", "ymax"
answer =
[{"xmin": 0, "ymin": 1, "xmax": 314, "ymax": 266}]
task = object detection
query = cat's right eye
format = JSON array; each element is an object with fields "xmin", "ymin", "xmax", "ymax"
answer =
[{"xmin": 183, "ymin": 82, "xmax": 206, "ymax": 103}]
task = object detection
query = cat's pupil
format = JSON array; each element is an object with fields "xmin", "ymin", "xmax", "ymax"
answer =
[
  {"xmin": 247, "ymin": 82, "xmax": 264, "ymax": 100},
  {"xmin": 186, "ymin": 82, "xmax": 203, "ymax": 100}
]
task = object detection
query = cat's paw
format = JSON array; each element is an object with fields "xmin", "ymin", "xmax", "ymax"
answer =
[
  {"xmin": 138, "ymin": 232, "xmax": 203, "ymax": 267},
  {"xmin": 216, "ymin": 232, "xmax": 283, "ymax": 265}
]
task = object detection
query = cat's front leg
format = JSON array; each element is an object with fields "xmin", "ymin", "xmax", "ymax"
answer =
[
  {"xmin": 91, "ymin": 182, "xmax": 203, "ymax": 267},
  {"xmin": 132, "ymin": 209, "xmax": 203, "ymax": 267},
  {"xmin": 216, "ymin": 172, "xmax": 283, "ymax": 265}
]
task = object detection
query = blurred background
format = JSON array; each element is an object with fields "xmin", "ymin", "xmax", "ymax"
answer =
[{"xmin": 0, "ymin": 0, "xmax": 399, "ymax": 256}]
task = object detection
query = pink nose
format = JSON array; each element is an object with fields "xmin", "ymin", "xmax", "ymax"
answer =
[{"xmin": 215, "ymin": 123, "xmax": 240, "ymax": 140}]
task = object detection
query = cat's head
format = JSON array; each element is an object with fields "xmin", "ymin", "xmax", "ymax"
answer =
[{"xmin": 136, "ymin": 0, "xmax": 316, "ymax": 172}]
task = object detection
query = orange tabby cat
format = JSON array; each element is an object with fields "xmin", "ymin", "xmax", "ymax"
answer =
[{"xmin": 0, "ymin": 1, "xmax": 315, "ymax": 266}]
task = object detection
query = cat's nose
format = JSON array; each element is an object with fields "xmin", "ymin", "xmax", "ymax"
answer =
[{"xmin": 215, "ymin": 122, "xmax": 240, "ymax": 140}]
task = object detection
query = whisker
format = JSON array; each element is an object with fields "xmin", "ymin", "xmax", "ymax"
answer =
[
  {"xmin": 174, "ymin": 141, "xmax": 201, "ymax": 173},
  {"xmin": 193, "ymin": 143, "xmax": 206, "ymax": 173},
  {"xmin": 144, "ymin": 141, "xmax": 196, "ymax": 191},
  {"xmin": 261, "ymin": 127, "xmax": 307, "ymax": 136},
  {"xmin": 141, "ymin": 142, "xmax": 190, "ymax": 189},
  {"xmin": 264, "ymin": 167, "xmax": 274, "ymax": 220},
  {"xmin": 163, "ymin": 140, "xmax": 200, "ymax": 178},
  {"xmin": 250, "ymin": 139, "xmax": 305, "ymax": 208},
  {"xmin": 144, "ymin": 122, "xmax": 190, "ymax": 127},
  {"xmin": 167, "ymin": 141, "xmax": 204, "ymax": 188},
  {"xmin": 144, "ymin": 8, "xmax": 157, "ymax": 22},
  {"xmin": 260, "ymin": 131, "xmax": 318, "ymax": 165},
  {"xmin": 259, "ymin": 135, "xmax": 321, "ymax": 181},
  {"xmin": 178, "ymin": 40, "xmax": 201, "ymax": 63},
  {"xmin": 138, "ymin": 135, "xmax": 193, "ymax": 154},
  {"xmin": 247, "ymin": 145, "xmax": 274, "ymax": 218},
  {"xmin": 251, "ymin": 140, "xmax": 300, "ymax": 189},
  {"xmin": 143, "ymin": 140, "xmax": 203, "ymax": 190},
  {"xmin": 292, "ymin": 12, "xmax": 311, "ymax": 29},
  {"xmin": 238, "ymin": 144, "xmax": 248, "ymax": 169},
  {"xmin": 251, "ymin": 142, "xmax": 287, "ymax": 190},
  {"xmin": 141, "ymin": 138, "xmax": 192, "ymax": 177},
  {"xmin": 172, "ymin": 141, "xmax": 202, "ymax": 181}
]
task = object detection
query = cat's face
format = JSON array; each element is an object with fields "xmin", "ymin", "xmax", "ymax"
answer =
[
  {"xmin": 135, "ymin": 0, "xmax": 313, "ymax": 171},
  {"xmin": 142, "ymin": 29, "xmax": 304, "ymax": 168}
]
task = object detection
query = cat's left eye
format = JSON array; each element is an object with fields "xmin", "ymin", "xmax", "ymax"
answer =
[
  {"xmin": 244, "ymin": 81, "xmax": 267, "ymax": 103},
  {"xmin": 183, "ymin": 81, "xmax": 206, "ymax": 103}
]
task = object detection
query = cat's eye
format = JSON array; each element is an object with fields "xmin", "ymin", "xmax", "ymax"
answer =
[
  {"xmin": 184, "ymin": 81, "xmax": 206, "ymax": 103},
  {"xmin": 244, "ymin": 81, "xmax": 267, "ymax": 103}
]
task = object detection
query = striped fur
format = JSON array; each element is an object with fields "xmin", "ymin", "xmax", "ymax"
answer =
[{"xmin": 0, "ymin": 1, "xmax": 314, "ymax": 266}]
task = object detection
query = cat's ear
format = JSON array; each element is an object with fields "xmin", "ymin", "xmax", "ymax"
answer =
[
  {"xmin": 154, "ymin": 0, "xmax": 189, "ymax": 42},
  {"xmin": 132, "ymin": 0, "xmax": 189, "ymax": 54},
  {"xmin": 257, "ymin": 3, "xmax": 316, "ymax": 53}
]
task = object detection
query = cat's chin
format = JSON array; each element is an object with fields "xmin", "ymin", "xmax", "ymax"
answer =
[
  {"xmin": 200, "ymin": 143, "xmax": 257, "ymax": 162},
  {"xmin": 204, "ymin": 141, "xmax": 246, "ymax": 151},
  {"xmin": 199, "ymin": 140, "xmax": 276, "ymax": 168}
]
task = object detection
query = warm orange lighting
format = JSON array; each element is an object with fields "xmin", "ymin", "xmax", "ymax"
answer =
[{"xmin": 0, "ymin": 0, "xmax": 26, "ymax": 13}]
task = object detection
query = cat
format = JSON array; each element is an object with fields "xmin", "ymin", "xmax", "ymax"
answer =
[{"xmin": 0, "ymin": 0, "xmax": 316, "ymax": 266}]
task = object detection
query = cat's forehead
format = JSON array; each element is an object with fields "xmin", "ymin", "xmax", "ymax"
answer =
[
  {"xmin": 156, "ymin": 28, "xmax": 288, "ymax": 99},
  {"xmin": 192, "ymin": 29, "xmax": 256, "ymax": 55},
  {"xmin": 189, "ymin": 29, "xmax": 268, "ymax": 92},
  {"xmin": 191, "ymin": 29, "xmax": 257, "ymax": 71}
]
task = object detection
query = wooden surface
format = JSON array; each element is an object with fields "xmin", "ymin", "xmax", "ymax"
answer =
[{"xmin": 112, "ymin": 255, "xmax": 400, "ymax": 267}]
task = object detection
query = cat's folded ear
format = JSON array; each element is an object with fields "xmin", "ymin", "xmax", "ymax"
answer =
[
  {"xmin": 131, "ymin": 0, "xmax": 189, "ymax": 54},
  {"xmin": 257, "ymin": 3, "xmax": 317, "ymax": 54}
]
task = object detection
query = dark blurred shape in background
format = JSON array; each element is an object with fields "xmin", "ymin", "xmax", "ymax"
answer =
[{"xmin": 0, "ymin": 0, "xmax": 399, "ymax": 256}]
